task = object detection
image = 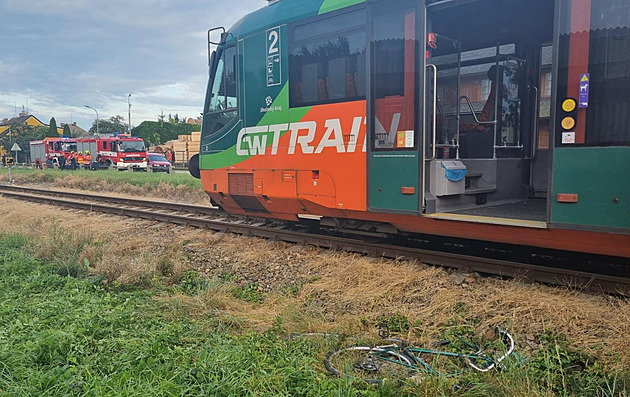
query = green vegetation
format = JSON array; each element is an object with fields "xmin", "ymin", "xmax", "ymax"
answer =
[
  {"xmin": 88, "ymin": 115, "xmax": 129, "ymax": 135},
  {"xmin": 86, "ymin": 114, "xmax": 201, "ymax": 145},
  {"xmin": 0, "ymin": 125, "xmax": 50, "ymax": 163},
  {"xmin": 528, "ymin": 330, "xmax": 630, "ymax": 397},
  {"xmin": 133, "ymin": 120, "xmax": 199, "ymax": 146},
  {"xmin": 47, "ymin": 117, "xmax": 59, "ymax": 138},
  {"xmin": 0, "ymin": 167, "xmax": 202, "ymax": 190},
  {"xmin": 377, "ymin": 312, "xmax": 410, "ymax": 334},
  {"xmin": 0, "ymin": 234, "xmax": 367, "ymax": 396},
  {"xmin": 0, "ymin": 232, "xmax": 627, "ymax": 396}
]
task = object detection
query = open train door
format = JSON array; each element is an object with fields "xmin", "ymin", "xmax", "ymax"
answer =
[{"xmin": 367, "ymin": 0, "xmax": 425, "ymax": 213}]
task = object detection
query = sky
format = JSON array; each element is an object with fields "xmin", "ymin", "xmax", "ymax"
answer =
[{"xmin": 0, "ymin": 0, "xmax": 262, "ymax": 131}]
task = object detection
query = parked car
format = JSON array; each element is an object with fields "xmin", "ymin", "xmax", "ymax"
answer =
[{"xmin": 146, "ymin": 153, "xmax": 172, "ymax": 173}]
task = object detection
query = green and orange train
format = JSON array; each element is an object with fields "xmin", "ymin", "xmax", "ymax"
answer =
[{"xmin": 190, "ymin": 0, "xmax": 630, "ymax": 263}]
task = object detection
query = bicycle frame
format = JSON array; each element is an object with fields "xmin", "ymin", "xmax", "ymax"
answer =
[
  {"xmin": 404, "ymin": 347, "xmax": 495, "ymax": 376},
  {"xmin": 370, "ymin": 327, "xmax": 515, "ymax": 377}
]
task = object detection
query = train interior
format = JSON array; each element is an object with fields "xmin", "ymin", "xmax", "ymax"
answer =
[{"xmin": 423, "ymin": 0, "xmax": 554, "ymax": 225}]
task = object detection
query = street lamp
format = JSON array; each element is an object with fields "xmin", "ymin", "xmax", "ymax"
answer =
[
  {"xmin": 84, "ymin": 105, "xmax": 99, "ymax": 135},
  {"xmin": 128, "ymin": 94, "xmax": 132, "ymax": 135}
]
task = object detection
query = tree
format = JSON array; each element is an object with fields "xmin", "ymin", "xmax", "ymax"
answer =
[
  {"xmin": 63, "ymin": 124, "xmax": 72, "ymax": 137},
  {"xmin": 168, "ymin": 113, "xmax": 188, "ymax": 124},
  {"xmin": 33, "ymin": 126, "xmax": 50, "ymax": 140},
  {"xmin": 0, "ymin": 124, "xmax": 38, "ymax": 163},
  {"xmin": 47, "ymin": 117, "xmax": 59, "ymax": 137},
  {"xmin": 132, "ymin": 121, "xmax": 197, "ymax": 146},
  {"xmin": 89, "ymin": 115, "xmax": 128, "ymax": 135}
]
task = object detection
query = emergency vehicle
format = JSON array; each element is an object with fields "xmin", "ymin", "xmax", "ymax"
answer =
[
  {"xmin": 29, "ymin": 137, "xmax": 77, "ymax": 169},
  {"xmin": 77, "ymin": 135, "xmax": 147, "ymax": 171}
]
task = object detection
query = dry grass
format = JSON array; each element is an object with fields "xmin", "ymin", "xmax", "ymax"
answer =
[
  {"xmin": 0, "ymin": 198, "xmax": 188, "ymax": 287},
  {"xmin": 50, "ymin": 175, "xmax": 207, "ymax": 204},
  {"xmin": 8, "ymin": 170, "xmax": 208, "ymax": 204},
  {"xmin": 2, "ymin": 197, "xmax": 629, "ymax": 372},
  {"xmin": 302, "ymin": 255, "xmax": 630, "ymax": 357}
]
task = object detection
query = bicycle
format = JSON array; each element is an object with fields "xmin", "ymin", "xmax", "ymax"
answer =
[{"xmin": 324, "ymin": 326, "xmax": 515, "ymax": 384}]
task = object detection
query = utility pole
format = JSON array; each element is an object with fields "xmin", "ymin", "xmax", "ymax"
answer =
[{"xmin": 128, "ymin": 94, "xmax": 132, "ymax": 135}]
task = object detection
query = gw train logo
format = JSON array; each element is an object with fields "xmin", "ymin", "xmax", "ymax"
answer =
[
  {"xmin": 235, "ymin": 114, "xmax": 402, "ymax": 156},
  {"xmin": 236, "ymin": 117, "xmax": 367, "ymax": 156}
]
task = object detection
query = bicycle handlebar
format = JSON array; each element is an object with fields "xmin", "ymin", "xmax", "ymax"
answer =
[{"xmin": 464, "ymin": 327, "xmax": 515, "ymax": 372}]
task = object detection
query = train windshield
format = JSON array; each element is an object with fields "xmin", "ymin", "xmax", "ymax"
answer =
[
  {"xmin": 202, "ymin": 45, "xmax": 238, "ymax": 137},
  {"xmin": 119, "ymin": 140, "xmax": 145, "ymax": 152}
]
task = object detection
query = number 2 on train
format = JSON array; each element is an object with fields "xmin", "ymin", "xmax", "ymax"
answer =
[{"xmin": 268, "ymin": 29, "xmax": 279, "ymax": 54}]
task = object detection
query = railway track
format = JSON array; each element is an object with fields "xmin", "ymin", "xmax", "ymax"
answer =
[{"xmin": 1, "ymin": 184, "xmax": 628, "ymax": 295}]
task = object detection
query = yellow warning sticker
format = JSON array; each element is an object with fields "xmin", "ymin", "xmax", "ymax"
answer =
[
  {"xmin": 561, "ymin": 117, "xmax": 576, "ymax": 130},
  {"xmin": 562, "ymin": 98, "xmax": 577, "ymax": 113},
  {"xmin": 397, "ymin": 131, "xmax": 406, "ymax": 148},
  {"xmin": 581, "ymin": 74, "xmax": 589, "ymax": 82}
]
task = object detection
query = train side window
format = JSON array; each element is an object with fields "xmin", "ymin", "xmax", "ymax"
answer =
[
  {"xmin": 557, "ymin": 0, "xmax": 630, "ymax": 146},
  {"xmin": 371, "ymin": 4, "xmax": 418, "ymax": 150},
  {"xmin": 214, "ymin": 46, "xmax": 237, "ymax": 110},
  {"xmin": 289, "ymin": 8, "xmax": 367, "ymax": 108},
  {"xmin": 202, "ymin": 45, "xmax": 238, "ymax": 138}
]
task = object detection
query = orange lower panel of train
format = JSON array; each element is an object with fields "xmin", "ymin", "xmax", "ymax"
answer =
[{"xmin": 201, "ymin": 168, "xmax": 630, "ymax": 259}]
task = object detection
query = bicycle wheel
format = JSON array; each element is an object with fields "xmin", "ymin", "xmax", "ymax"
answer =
[{"xmin": 325, "ymin": 346, "xmax": 415, "ymax": 384}]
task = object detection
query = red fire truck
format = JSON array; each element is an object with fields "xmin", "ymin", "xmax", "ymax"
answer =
[
  {"xmin": 30, "ymin": 137, "xmax": 77, "ymax": 169},
  {"xmin": 76, "ymin": 135, "xmax": 147, "ymax": 171}
]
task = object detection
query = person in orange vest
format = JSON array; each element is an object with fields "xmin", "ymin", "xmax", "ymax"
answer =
[
  {"xmin": 77, "ymin": 152, "xmax": 84, "ymax": 170},
  {"xmin": 84, "ymin": 150, "xmax": 92, "ymax": 169}
]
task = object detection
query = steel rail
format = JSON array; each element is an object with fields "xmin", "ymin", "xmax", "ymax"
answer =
[{"xmin": 1, "ymin": 186, "xmax": 628, "ymax": 295}]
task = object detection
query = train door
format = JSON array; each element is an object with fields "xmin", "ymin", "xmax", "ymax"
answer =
[
  {"xmin": 551, "ymin": 0, "xmax": 630, "ymax": 231},
  {"xmin": 423, "ymin": 0, "xmax": 554, "ymax": 225},
  {"xmin": 367, "ymin": 0, "xmax": 424, "ymax": 213}
]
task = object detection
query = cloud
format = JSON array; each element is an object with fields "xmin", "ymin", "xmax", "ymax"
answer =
[{"xmin": 0, "ymin": 0, "xmax": 262, "ymax": 129}]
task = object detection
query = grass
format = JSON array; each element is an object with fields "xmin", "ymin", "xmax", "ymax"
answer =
[
  {"xmin": 0, "ymin": 234, "xmax": 369, "ymax": 396},
  {"xmin": 0, "ymin": 167, "xmax": 206, "ymax": 203},
  {"xmin": 0, "ymin": 167, "xmax": 202, "ymax": 189},
  {"xmin": 0, "ymin": 232, "xmax": 628, "ymax": 396},
  {"xmin": 1, "ymin": 197, "xmax": 629, "ymax": 396}
]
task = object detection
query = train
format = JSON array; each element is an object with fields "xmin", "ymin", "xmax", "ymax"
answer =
[{"xmin": 188, "ymin": 0, "xmax": 630, "ymax": 263}]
